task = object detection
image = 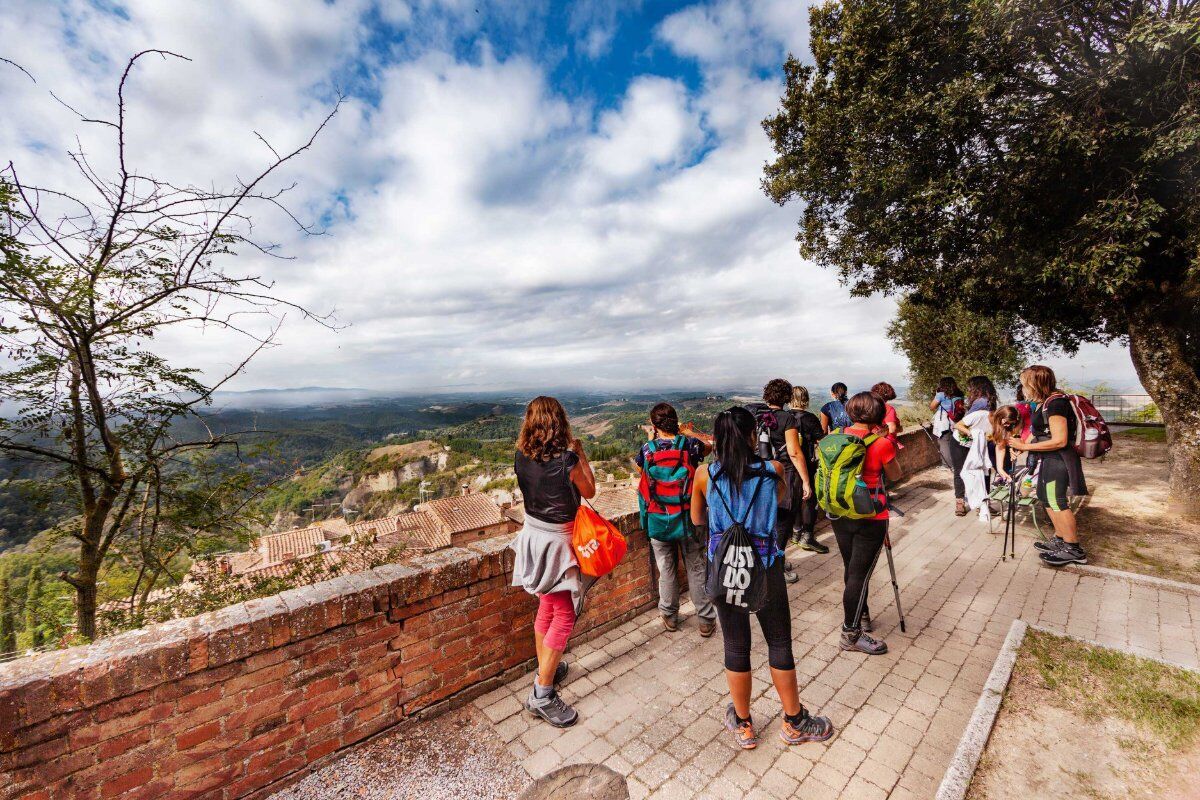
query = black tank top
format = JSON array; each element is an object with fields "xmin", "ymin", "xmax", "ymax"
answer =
[{"xmin": 514, "ymin": 450, "xmax": 580, "ymax": 524}]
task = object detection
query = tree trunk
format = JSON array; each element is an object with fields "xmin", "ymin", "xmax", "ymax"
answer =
[
  {"xmin": 1127, "ymin": 302, "xmax": 1200, "ymax": 520},
  {"xmin": 74, "ymin": 540, "xmax": 102, "ymax": 641}
]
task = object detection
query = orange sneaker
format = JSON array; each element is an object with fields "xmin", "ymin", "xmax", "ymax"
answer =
[
  {"xmin": 779, "ymin": 707, "xmax": 834, "ymax": 745},
  {"xmin": 724, "ymin": 703, "xmax": 759, "ymax": 750}
]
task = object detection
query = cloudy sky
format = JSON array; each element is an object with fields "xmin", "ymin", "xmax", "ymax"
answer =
[{"xmin": 1, "ymin": 0, "xmax": 1141, "ymax": 395}]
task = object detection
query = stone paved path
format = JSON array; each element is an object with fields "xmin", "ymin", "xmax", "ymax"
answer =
[{"xmin": 474, "ymin": 478, "xmax": 1200, "ymax": 799}]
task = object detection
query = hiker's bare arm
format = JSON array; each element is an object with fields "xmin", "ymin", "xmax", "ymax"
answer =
[
  {"xmin": 820, "ymin": 412, "xmax": 831, "ymax": 433},
  {"xmin": 769, "ymin": 460, "xmax": 788, "ymax": 503},
  {"xmin": 679, "ymin": 422, "xmax": 714, "ymax": 456},
  {"xmin": 883, "ymin": 456, "xmax": 903, "ymax": 483},
  {"xmin": 928, "ymin": 397, "xmax": 941, "ymax": 411},
  {"xmin": 1009, "ymin": 415, "xmax": 1068, "ymax": 452},
  {"xmin": 784, "ymin": 429, "xmax": 812, "ymax": 497},
  {"xmin": 690, "ymin": 469, "xmax": 708, "ymax": 526},
  {"xmin": 954, "ymin": 419, "xmax": 971, "ymax": 437},
  {"xmin": 569, "ymin": 439, "xmax": 597, "ymax": 499}
]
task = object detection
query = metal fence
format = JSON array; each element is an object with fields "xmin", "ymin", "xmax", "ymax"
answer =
[{"xmin": 1090, "ymin": 394, "xmax": 1163, "ymax": 426}]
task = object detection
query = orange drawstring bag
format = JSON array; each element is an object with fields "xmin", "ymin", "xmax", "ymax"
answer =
[{"xmin": 572, "ymin": 501, "xmax": 627, "ymax": 577}]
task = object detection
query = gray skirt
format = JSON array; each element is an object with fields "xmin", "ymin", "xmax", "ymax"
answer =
[{"xmin": 509, "ymin": 514, "xmax": 587, "ymax": 614}]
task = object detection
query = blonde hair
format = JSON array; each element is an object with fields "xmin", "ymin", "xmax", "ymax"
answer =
[
  {"xmin": 990, "ymin": 405, "xmax": 1021, "ymax": 445},
  {"xmin": 1020, "ymin": 365, "xmax": 1057, "ymax": 401},
  {"xmin": 791, "ymin": 385, "xmax": 810, "ymax": 411}
]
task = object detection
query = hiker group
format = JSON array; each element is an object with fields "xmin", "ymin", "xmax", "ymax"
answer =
[
  {"xmin": 506, "ymin": 366, "xmax": 1111, "ymax": 749},
  {"xmin": 926, "ymin": 365, "xmax": 1109, "ymax": 568}
]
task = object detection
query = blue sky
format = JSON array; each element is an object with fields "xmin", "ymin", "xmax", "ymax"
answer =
[{"xmin": 0, "ymin": 0, "xmax": 1141, "ymax": 394}]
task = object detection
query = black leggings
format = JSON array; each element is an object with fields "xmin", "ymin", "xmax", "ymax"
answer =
[
  {"xmin": 775, "ymin": 506, "xmax": 796, "ymax": 552},
  {"xmin": 832, "ymin": 517, "xmax": 887, "ymax": 629},
  {"xmin": 939, "ymin": 431, "xmax": 968, "ymax": 499},
  {"xmin": 715, "ymin": 560, "xmax": 795, "ymax": 672}
]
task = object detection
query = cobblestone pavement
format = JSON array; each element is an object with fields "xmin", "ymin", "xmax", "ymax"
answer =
[{"xmin": 473, "ymin": 479, "xmax": 1200, "ymax": 799}]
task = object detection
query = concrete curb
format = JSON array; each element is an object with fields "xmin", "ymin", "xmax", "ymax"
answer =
[
  {"xmin": 934, "ymin": 619, "xmax": 1028, "ymax": 800},
  {"xmin": 1063, "ymin": 563, "xmax": 1200, "ymax": 597}
]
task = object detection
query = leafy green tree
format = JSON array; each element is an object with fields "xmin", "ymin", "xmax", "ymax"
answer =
[
  {"xmin": 0, "ymin": 572, "xmax": 15, "ymax": 655},
  {"xmin": 888, "ymin": 295, "xmax": 1031, "ymax": 401},
  {"xmin": 0, "ymin": 52, "xmax": 338, "ymax": 638},
  {"xmin": 763, "ymin": 0, "xmax": 1200, "ymax": 514},
  {"xmin": 23, "ymin": 566, "xmax": 43, "ymax": 648}
]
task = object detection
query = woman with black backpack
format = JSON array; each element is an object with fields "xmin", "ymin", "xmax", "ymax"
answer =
[{"xmin": 689, "ymin": 407, "xmax": 834, "ymax": 751}]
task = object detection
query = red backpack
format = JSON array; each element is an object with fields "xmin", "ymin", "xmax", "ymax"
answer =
[
  {"xmin": 637, "ymin": 436, "xmax": 697, "ymax": 542},
  {"xmin": 1047, "ymin": 393, "xmax": 1113, "ymax": 459}
]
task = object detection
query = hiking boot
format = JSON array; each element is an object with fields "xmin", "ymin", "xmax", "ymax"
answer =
[
  {"xmin": 661, "ymin": 614, "xmax": 679, "ymax": 632},
  {"xmin": 955, "ymin": 498, "xmax": 968, "ymax": 516},
  {"xmin": 526, "ymin": 688, "xmax": 579, "ymax": 728},
  {"xmin": 1040, "ymin": 542, "xmax": 1087, "ymax": 567},
  {"xmin": 1034, "ymin": 535, "xmax": 1065, "ymax": 552},
  {"xmin": 554, "ymin": 661, "xmax": 568, "ymax": 685},
  {"xmin": 724, "ymin": 703, "xmax": 759, "ymax": 750},
  {"xmin": 699, "ymin": 619, "xmax": 716, "ymax": 638},
  {"xmin": 779, "ymin": 708, "xmax": 835, "ymax": 745},
  {"xmin": 840, "ymin": 626, "xmax": 888, "ymax": 655},
  {"xmin": 858, "ymin": 610, "xmax": 873, "ymax": 633},
  {"xmin": 784, "ymin": 567, "xmax": 799, "ymax": 584},
  {"xmin": 798, "ymin": 530, "xmax": 830, "ymax": 554}
]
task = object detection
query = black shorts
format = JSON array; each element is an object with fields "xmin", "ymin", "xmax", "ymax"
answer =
[{"xmin": 1035, "ymin": 454, "xmax": 1070, "ymax": 512}]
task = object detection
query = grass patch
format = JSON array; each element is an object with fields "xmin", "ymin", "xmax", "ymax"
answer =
[
  {"xmin": 1022, "ymin": 628, "xmax": 1200, "ymax": 749},
  {"xmin": 1116, "ymin": 427, "xmax": 1167, "ymax": 443}
]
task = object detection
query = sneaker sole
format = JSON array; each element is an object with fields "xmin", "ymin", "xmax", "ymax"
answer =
[
  {"xmin": 839, "ymin": 641, "xmax": 888, "ymax": 655},
  {"xmin": 798, "ymin": 544, "xmax": 829, "ymax": 553},
  {"xmin": 1041, "ymin": 556, "xmax": 1087, "ymax": 566},
  {"xmin": 526, "ymin": 705, "xmax": 579, "ymax": 728},
  {"xmin": 724, "ymin": 725, "xmax": 758, "ymax": 749},
  {"xmin": 780, "ymin": 728, "xmax": 835, "ymax": 745}
]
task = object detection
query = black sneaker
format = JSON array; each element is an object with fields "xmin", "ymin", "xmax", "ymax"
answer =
[
  {"xmin": 1041, "ymin": 543, "xmax": 1087, "ymax": 567},
  {"xmin": 526, "ymin": 688, "xmax": 579, "ymax": 728},
  {"xmin": 1034, "ymin": 535, "xmax": 1065, "ymax": 552},
  {"xmin": 779, "ymin": 708, "xmax": 834, "ymax": 744},
  {"xmin": 858, "ymin": 610, "xmax": 873, "ymax": 633},
  {"xmin": 798, "ymin": 530, "xmax": 829, "ymax": 554}
]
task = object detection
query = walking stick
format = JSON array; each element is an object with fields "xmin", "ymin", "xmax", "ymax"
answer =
[
  {"xmin": 883, "ymin": 523, "xmax": 906, "ymax": 633},
  {"xmin": 851, "ymin": 518, "xmax": 907, "ymax": 634}
]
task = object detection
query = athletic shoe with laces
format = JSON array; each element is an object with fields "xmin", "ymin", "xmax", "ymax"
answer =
[
  {"xmin": 525, "ymin": 688, "xmax": 579, "ymax": 728},
  {"xmin": 1034, "ymin": 535, "xmax": 1065, "ymax": 552},
  {"xmin": 798, "ymin": 530, "xmax": 830, "ymax": 554},
  {"xmin": 1040, "ymin": 542, "xmax": 1087, "ymax": 566},
  {"xmin": 779, "ymin": 708, "xmax": 834, "ymax": 745},
  {"xmin": 724, "ymin": 703, "xmax": 759, "ymax": 750},
  {"xmin": 858, "ymin": 610, "xmax": 873, "ymax": 633},
  {"xmin": 783, "ymin": 568, "xmax": 799, "ymax": 584},
  {"xmin": 840, "ymin": 626, "xmax": 888, "ymax": 655}
]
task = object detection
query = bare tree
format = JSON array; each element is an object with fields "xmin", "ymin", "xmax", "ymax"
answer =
[{"xmin": 0, "ymin": 50, "xmax": 340, "ymax": 639}]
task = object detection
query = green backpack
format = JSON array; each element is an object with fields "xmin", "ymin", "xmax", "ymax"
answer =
[{"xmin": 816, "ymin": 429, "xmax": 886, "ymax": 519}]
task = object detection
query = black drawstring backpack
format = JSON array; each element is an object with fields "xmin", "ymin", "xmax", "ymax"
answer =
[{"xmin": 705, "ymin": 475, "xmax": 770, "ymax": 614}]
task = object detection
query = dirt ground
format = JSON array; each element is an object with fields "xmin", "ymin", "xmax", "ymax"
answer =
[
  {"xmin": 1081, "ymin": 430, "xmax": 1200, "ymax": 584},
  {"xmin": 967, "ymin": 631, "xmax": 1200, "ymax": 800},
  {"xmin": 268, "ymin": 706, "xmax": 530, "ymax": 800}
]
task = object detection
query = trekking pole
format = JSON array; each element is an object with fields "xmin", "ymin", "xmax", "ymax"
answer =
[
  {"xmin": 851, "ymin": 543, "xmax": 884, "ymax": 633},
  {"xmin": 923, "ymin": 424, "xmax": 954, "ymax": 473},
  {"xmin": 883, "ymin": 522, "xmax": 906, "ymax": 633}
]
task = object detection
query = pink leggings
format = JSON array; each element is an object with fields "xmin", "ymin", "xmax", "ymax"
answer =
[{"xmin": 534, "ymin": 591, "xmax": 576, "ymax": 652}]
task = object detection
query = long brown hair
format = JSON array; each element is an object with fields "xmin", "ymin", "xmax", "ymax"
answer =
[
  {"xmin": 990, "ymin": 405, "xmax": 1021, "ymax": 445},
  {"xmin": 517, "ymin": 396, "xmax": 572, "ymax": 460}
]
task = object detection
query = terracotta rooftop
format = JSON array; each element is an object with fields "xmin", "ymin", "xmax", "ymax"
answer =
[
  {"xmin": 261, "ymin": 526, "xmax": 330, "ymax": 565},
  {"xmin": 418, "ymin": 493, "xmax": 506, "ymax": 535},
  {"xmin": 351, "ymin": 511, "xmax": 449, "ymax": 550}
]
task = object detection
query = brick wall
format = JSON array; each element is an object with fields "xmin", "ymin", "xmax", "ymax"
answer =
[
  {"xmin": 894, "ymin": 427, "xmax": 942, "ymax": 476},
  {"xmin": 0, "ymin": 511, "xmax": 654, "ymax": 800}
]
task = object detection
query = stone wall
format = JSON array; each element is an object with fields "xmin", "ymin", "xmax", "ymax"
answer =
[
  {"xmin": 0, "ymin": 435, "xmax": 940, "ymax": 800},
  {"xmin": 0, "ymin": 513, "xmax": 654, "ymax": 800}
]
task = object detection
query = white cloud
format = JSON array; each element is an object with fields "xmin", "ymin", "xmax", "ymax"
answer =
[{"xmin": 0, "ymin": 0, "xmax": 1143, "ymax": 397}]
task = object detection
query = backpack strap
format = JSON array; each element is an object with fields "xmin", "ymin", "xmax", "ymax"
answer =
[{"xmin": 709, "ymin": 468, "xmax": 768, "ymax": 526}]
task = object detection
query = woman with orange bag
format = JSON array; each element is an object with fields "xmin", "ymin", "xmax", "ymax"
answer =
[{"xmin": 510, "ymin": 396, "xmax": 596, "ymax": 728}]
